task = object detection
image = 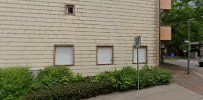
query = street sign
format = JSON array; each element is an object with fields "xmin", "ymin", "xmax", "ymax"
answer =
[{"xmin": 135, "ymin": 35, "xmax": 141, "ymax": 48}]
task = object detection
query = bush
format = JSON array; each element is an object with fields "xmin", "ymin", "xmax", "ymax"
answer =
[
  {"xmin": 31, "ymin": 66, "xmax": 84, "ymax": 89},
  {"xmin": 26, "ymin": 81, "xmax": 114, "ymax": 100},
  {"xmin": 92, "ymin": 66, "xmax": 137, "ymax": 91},
  {"xmin": 91, "ymin": 71, "xmax": 117, "ymax": 85},
  {"xmin": 26, "ymin": 65, "xmax": 172, "ymax": 99},
  {"xmin": 139, "ymin": 66, "xmax": 172, "ymax": 89},
  {"xmin": 91, "ymin": 66, "xmax": 172, "ymax": 91},
  {"xmin": 113, "ymin": 66, "xmax": 137, "ymax": 91},
  {"xmin": 0, "ymin": 67, "xmax": 32, "ymax": 100}
]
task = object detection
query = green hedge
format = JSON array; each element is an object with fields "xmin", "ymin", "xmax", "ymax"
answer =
[
  {"xmin": 0, "ymin": 66, "xmax": 83, "ymax": 100},
  {"xmin": 91, "ymin": 66, "xmax": 137, "ymax": 91},
  {"xmin": 26, "ymin": 81, "xmax": 114, "ymax": 100},
  {"xmin": 0, "ymin": 67, "xmax": 32, "ymax": 100},
  {"xmin": 26, "ymin": 66, "xmax": 172, "ymax": 100},
  {"xmin": 139, "ymin": 67, "xmax": 172, "ymax": 89},
  {"xmin": 31, "ymin": 66, "xmax": 84, "ymax": 90},
  {"xmin": 0, "ymin": 66, "xmax": 172, "ymax": 100}
]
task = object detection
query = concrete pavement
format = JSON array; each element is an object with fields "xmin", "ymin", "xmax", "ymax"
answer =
[
  {"xmin": 85, "ymin": 84, "xmax": 203, "ymax": 100},
  {"xmin": 165, "ymin": 59, "xmax": 199, "ymax": 68},
  {"xmin": 161, "ymin": 62, "xmax": 203, "ymax": 95},
  {"xmin": 165, "ymin": 59, "xmax": 203, "ymax": 77}
]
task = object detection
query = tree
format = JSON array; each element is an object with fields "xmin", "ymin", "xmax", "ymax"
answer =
[{"xmin": 161, "ymin": 0, "xmax": 203, "ymax": 55}]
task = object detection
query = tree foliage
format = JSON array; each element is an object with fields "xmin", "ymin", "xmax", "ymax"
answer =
[{"xmin": 162, "ymin": 0, "xmax": 203, "ymax": 54}]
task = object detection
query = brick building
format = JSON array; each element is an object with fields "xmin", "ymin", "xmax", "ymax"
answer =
[{"xmin": 0, "ymin": 0, "xmax": 171, "ymax": 75}]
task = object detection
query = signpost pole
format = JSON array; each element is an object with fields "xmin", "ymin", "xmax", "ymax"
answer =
[
  {"xmin": 137, "ymin": 47, "xmax": 139, "ymax": 92},
  {"xmin": 135, "ymin": 35, "xmax": 141, "ymax": 97},
  {"xmin": 187, "ymin": 20, "xmax": 191, "ymax": 74}
]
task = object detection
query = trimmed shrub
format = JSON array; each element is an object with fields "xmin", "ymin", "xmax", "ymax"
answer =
[
  {"xmin": 0, "ymin": 67, "xmax": 32, "ymax": 100},
  {"xmin": 91, "ymin": 71, "xmax": 117, "ymax": 86},
  {"xmin": 91, "ymin": 66, "xmax": 172, "ymax": 91},
  {"xmin": 26, "ymin": 66, "xmax": 172, "ymax": 99},
  {"xmin": 91, "ymin": 66, "xmax": 137, "ymax": 91},
  {"xmin": 26, "ymin": 81, "xmax": 114, "ymax": 100},
  {"xmin": 139, "ymin": 66, "xmax": 172, "ymax": 89},
  {"xmin": 31, "ymin": 66, "xmax": 84, "ymax": 90},
  {"xmin": 112, "ymin": 66, "xmax": 137, "ymax": 91}
]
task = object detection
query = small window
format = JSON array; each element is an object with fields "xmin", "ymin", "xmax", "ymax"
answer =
[
  {"xmin": 97, "ymin": 46, "xmax": 113, "ymax": 65},
  {"xmin": 55, "ymin": 45, "xmax": 74, "ymax": 65},
  {"xmin": 65, "ymin": 5, "xmax": 75, "ymax": 14},
  {"xmin": 133, "ymin": 47, "xmax": 147, "ymax": 64}
]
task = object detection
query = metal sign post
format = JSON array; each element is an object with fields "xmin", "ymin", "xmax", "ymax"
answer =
[
  {"xmin": 135, "ymin": 35, "xmax": 141, "ymax": 94},
  {"xmin": 187, "ymin": 20, "xmax": 191, "ymax": 74}
]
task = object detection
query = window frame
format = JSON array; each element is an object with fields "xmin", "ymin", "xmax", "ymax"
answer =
[
  {"xmin": 53, "ymin": 45, "xmax": 75, "ymax": 66},
  {"xmin": 65, "ymin": 4, "xmax": 75, "ymax": 15},
  {"xmin": 96, "ymin": 46, "xmax": 114, "ymax": 65},
  {"xmin": 133, "ymin": 46, "xmax": 148, "ymax": 64}
]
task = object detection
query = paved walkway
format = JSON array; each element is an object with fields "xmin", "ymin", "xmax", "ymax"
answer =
[
  {"xmin": 85, "ymin": 84, "xmax": 203, "ymax": 100},
  {"xmin": 162, "ymin": 60, "xmax": 203, "ymax": 95},
  {"xmin": 165, "ymin": 59, "xmax": 203, "ymax": 76},
  {"xmin": 165, "ymin": 59, "xmax": 199, "ymax": 68}
]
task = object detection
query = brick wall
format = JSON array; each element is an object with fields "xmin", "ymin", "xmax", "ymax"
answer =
[{"xmin": 0, "ymin": 0, "xmax": 159, "ymax": 75}]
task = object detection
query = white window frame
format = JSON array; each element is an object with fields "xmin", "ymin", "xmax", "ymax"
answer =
[
  {"xmin": 97, "ymin": 46, "xmax": 114, "ymax": 65},
  {"xmin": 133, "ymin": 46, "xmax": 147, "ymax": 64},
  {"xmin": 54, "ymin": 45, "xmax": 74, "ymax": 66}
]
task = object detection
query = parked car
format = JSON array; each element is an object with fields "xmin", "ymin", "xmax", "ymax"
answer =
[{"xmin": 199, "ymin": 59, "xmax": 203, "ymax": 67}]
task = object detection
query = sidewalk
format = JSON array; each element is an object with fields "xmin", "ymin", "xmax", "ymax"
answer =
[
  {"xmin": 85, "ymin": 84, "xmax": 203, "ymax": 100},
  {"xmin": 165, "ymin": 59, "xmax": 203, "ymax": 77},
  {"xmin": 164, "ymin": 59, "xmax": 203, "ymax": 72},
  {"xmin": 164, "ymin": 60, "xmax": 203, "ymax": 95}
]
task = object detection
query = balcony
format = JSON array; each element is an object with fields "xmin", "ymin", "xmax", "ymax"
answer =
[
  {"xmin": 160, "ymin": 0, "xmax": 171, "ymax": 10},
  {"xmin": 160, "ymin": 26, "xmax": 171, "ymax": 40}
]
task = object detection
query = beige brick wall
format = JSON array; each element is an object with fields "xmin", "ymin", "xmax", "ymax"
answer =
[{"xmin": 0, "ymin": 0, "xmax": 159, "ymax": 75}]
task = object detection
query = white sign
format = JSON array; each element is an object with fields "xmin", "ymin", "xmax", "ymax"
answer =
[{"xmin": 135, "ymin": 35, "xmax": 141, "ymax": 48}]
